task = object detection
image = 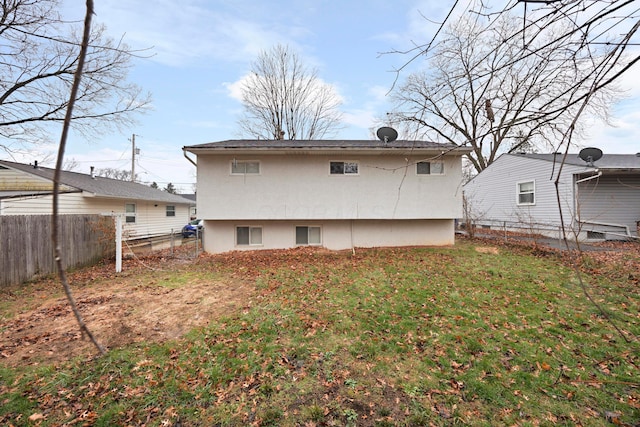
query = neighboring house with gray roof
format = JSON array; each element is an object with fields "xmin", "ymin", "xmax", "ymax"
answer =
[
  {"xmin": 183, "ymin": 139, "xmax": 471, "ymax": 253},
  {"xmin": 0, "ymin": 160, "xmax": 193, "ymax": 240},
  {"xmin": 463, "ymin": 152, "xmax": 640, "ymax": 240}
]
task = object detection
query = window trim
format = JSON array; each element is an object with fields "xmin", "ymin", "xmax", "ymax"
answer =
[
  {"xmin": 517, "ymin": 180, "xmax": 536, "ymax": 206},
  {"xmin": 416, "ymin": 161, "xmax": 445, "ymax": 175},
  {"xmin": 231, "ymin": 160, "xmax": 260, "ymax": 175},
  {"xmin": 236, "ymin": 226, "xmax": 263, "ymax": 246},
  {"xmin": 125, "ymin": 203, "xmax": 136, "ymax": 224},
  {"xmin": 166, "ymin": 205, "xmax": 176, "ymax": 217},
  {"xmin": 295, "ymin": 226, "xmax": 322, "ymax": 246},
  {"xmin": 329, "ymin": 161, "xmax": 359, "ymax": 175}
]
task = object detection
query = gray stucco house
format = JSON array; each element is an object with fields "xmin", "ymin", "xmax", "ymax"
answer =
[
  {"xmin": 183, "ymin": 139, "xmax": 471, "ymax": 253},
  {"xmin": 463, "ymin": 152, "xmax": 640, "ymax": 240}
]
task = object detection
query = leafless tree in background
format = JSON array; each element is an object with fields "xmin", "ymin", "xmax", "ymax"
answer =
[
  {"xmin": 95, "ymin": 167, "xmax": 138, "ymax": 181},
  {"xmin": 397, "ymin": 0, "xmax": 639, "ymax": 343},
  {"xmin": 238, "ymin": 44, "xmax": 343, "ymax": 140},
  {"xmin": 387, "ymin": 2, "xmax": 632, "ymax": 174},
  {"xmin": 0, "ymin": 0, "xmax": 152, "ymax": 156}
]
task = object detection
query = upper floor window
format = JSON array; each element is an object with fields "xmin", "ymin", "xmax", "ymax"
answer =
[
  {"xmin": 231, "ymin": 160, "xmax": 260, "ymax": 175},
  {"xmin": 125, "ymin": 203, "xmax": 136, "ymax": 223},
  {"xmin": 416, "ymin": 161, "xmax": 444, "ymax": 175},
  {"xmin": 330, "ymin": 161, "xmax": 358, "ymax": 175},
  {"xmin": 166, "ymin": 205, "xmax": 176, "ymax": 217},
  {"xmin": 517, "ymin": 181, "xmax": 535, "ymax": 205}
]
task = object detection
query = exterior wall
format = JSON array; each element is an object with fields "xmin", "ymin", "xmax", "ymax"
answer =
[
  {"xmin": 0, "ymin": 166, "xmax": 74, "ymax": 192},
  {"xmin": 203, "ymin": 219, "xmax": 455, "ymax": 253},
  {"xmin": 0, "ymin": 192, "xmax": 191, "ymax": 239},
  {"xmin": 463, "ymin": 155, "xmax": 584, "ymax": 234},
  {"xmin": 577, "ymin": 174, "xmax": 640, "ymax": 237},
  {"xmin": 197, "ymin": 153, "xmax": 464, "ymax": 221}
]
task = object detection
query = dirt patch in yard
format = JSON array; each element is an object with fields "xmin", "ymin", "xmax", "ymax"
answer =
[{"xmin": 0, "ymin": 247, "xmax": 256, "ymax": 367}]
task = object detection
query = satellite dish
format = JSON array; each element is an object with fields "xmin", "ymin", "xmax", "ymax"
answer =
[
  {"xmin": 578, "ymin": 147, "xmax": 603, "ymax": 166},
  {"xmin": 376, "ymin": 127, "xmax": 398, "ymax": 143}
]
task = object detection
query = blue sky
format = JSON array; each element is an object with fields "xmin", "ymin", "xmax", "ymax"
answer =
[{"xmin": 28, "ymin": 0, "xmax": 640, "ymax": 192}]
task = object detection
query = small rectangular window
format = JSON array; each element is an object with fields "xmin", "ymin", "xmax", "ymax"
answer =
[
  {"xmin": 518, "ymin": 181, "xmax": 535, "ymax": 205},
  {"xmin": 166, "ymin": 205, "xmax": 175, "ymax": 217},
  {"xmin": 231, "ymin": 161, "xmax": 260, "ymax": 174},
  {"xmin": 296, "ymin": 226, "xmax": 321, "ymax": 245},
  {"xmin": 236, "ymin": 226, "xmax": 262, "ymax": 246},
  {"xmin": 330, "ymin": 161, "xmax": 358, "ymax": 175},
  {"xmin": 417, "ymin": 161, "xmax": 444, "ymax": 175},
  {"xmin": 125, "ymin": 203, "xmax": 136, "ymax": 223}
]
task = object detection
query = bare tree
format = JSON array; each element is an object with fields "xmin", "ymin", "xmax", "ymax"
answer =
[
  {"xmin": 388, "ymin": 8, "xmax": 622, "ymax": 174},
  {"xmin": 237, "ymin": 44, "xmax": 343, "ymax": 140},
  {"xmin": 95, "ymin": 167, "xmax": 137, "ymax": 181},
  {"xmin": 0, "ymin": 0, "xmax": 152, "ymax": 156}
]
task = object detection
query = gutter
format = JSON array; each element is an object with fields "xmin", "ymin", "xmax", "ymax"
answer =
[{"xmin": 183, "ymin": 148, "xmax": 197, "ymax": 167}]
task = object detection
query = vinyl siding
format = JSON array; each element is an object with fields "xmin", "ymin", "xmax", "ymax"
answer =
[
  {"xmin": 464, "ymin": 154, "xmax": 585, "ymax": 230},
  {"xmin": 0, "ymin": 192, "xmax": 191, "ymax": 239},
  {"xmin": 577, "ymin": 174, "xmax": 640, "ymax": 236},
  {"xmin": 0, "ymin": 167, "xmax": 74, "ymax": 192}
]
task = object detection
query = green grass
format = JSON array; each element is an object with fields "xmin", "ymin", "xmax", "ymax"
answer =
[{"xmin": 1, "ymin": 241, "xmax": 638, "ymax": 426}]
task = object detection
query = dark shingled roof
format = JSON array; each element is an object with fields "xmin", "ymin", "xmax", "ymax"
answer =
[
  {"xmin": 510, "ymin": 153, "xmax": 640, "ymax": 170},
  {"xmin": 183, "ymin": 139, "xmax": 467, "ymax": 152},
  {"xmin": 0, "ymin": 160, "xmax": 193, "ymax": 204}
]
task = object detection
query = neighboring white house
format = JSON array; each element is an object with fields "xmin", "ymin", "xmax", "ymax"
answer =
[
  {"xmin": 0, "ymin": 160, "xmax": 194, "ymax": 240},
  {"xmin": 463, "ymin": 152, "xmax": 640, "ymax": 240},
  {"xmin": 182, "ymin": 139, "xmax": 471, "ymax": 253}
]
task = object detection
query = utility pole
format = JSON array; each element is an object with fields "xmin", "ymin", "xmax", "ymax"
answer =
[{"xmin": 130, "ymin": 134, "xmax": 140, "ymax": 182}]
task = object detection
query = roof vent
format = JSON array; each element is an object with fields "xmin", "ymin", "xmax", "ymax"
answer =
[
  {"xmin": 90, "ymin": 166, "xmax": 96, "ymax": 179},
  {"xmin": 33, "ymin": 160, "xmax": 38, "ymax": 169}
]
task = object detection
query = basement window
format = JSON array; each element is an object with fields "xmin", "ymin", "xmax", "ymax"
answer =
[
  {"xmin": 236, "ymin": 226, "xmax": 262, "ymax": 246},
  {"xmin": 296, "ymin": 226, "xmax": 321, "ymax": 245}
]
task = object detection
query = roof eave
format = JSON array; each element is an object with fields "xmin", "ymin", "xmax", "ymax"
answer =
[{"xmin": 183, "ymin": 146, "xmax": 471, "ymax": 155}]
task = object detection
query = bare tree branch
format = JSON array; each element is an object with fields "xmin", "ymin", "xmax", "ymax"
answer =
[
  {"xmin": 237, "ymin": 44, "xmax": 343, "ymax": 140},
  {"xmin": 0, "ymin": 0, "xmax": 152, "ymax": 154},
  {"xmin": 52, "ymin": 0, "xmax": 105, "ymax": 357}
]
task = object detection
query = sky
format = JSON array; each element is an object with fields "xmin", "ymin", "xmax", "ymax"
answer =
[{"xmin": 11, "ymin": 0, "xmax": 640, "ymax": 193}]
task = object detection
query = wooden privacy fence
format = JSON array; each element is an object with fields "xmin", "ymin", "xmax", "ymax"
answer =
[{"xmin": 0, "ymin": 215, "xmax": 115, "ymax": 287}]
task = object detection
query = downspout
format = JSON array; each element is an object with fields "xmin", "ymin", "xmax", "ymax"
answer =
[{"xmin": 183, "ymin": 149, "xmax": 197, "ymax": 167}]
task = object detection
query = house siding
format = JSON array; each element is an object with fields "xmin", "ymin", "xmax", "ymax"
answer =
[
  {"xmin": 577, "ymin": 174, "xmax": 640, "ymax": 237},
  {"xmin": 464, "ymin": 154, "xmax": 585, "ymax": 234},
  {"xmin": 197, "ymin": 154, "xmax": 463, "ymax": 221},
  {"xmin": 0, "ymin": 192, "xmax": 190, "ymax": 239},
  {"xmin": 0, "ymin": 166, "xmax": 74, "ymax": 192}
]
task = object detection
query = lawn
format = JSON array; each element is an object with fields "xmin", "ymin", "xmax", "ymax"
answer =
[{"xmin": 0, "ymin": 239, "xmax": 638, "ymax": 426}]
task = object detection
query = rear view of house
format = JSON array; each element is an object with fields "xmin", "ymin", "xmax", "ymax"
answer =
[
  {"xmin": 183, "ymin": 139, "xmax": 471, "ymax": 253},
  {"xmin": 463, "ymin": 152, "xmax": 640, "ymax": 240}
]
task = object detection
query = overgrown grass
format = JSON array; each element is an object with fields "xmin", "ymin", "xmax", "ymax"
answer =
[{"xmin": 1, "ymin": 241, "xmax": 638, "ymax": 426}]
